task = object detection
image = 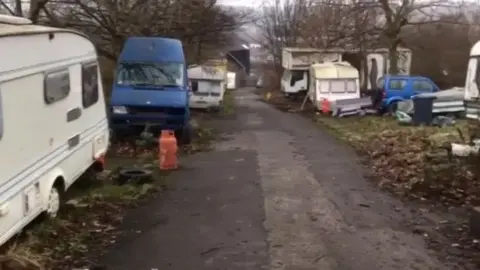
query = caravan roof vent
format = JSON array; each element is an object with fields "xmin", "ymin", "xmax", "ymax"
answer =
[{"xmin": 0, "ymin": 15, "xmax": 32, "ymax": 25}]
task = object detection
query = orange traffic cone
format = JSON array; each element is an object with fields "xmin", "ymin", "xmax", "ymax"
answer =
[
  {"xmin": 321, "ymin": 98, "xmax": 331, "ymax": 114},
  {"xmin": 159, "ymin": 130, "xmax": 178, "ymax": 170}
]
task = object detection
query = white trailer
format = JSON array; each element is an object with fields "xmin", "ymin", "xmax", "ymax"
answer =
[
  {"xmin": 0, "ymin": 15, "xmax": 109, "ymax": 246},
  {"xmin": 280, "ymin": 47, "xmax": 412, "ymax": 96},
  {"xmin": 188, "ymin": 65, "xmax": 225, "ymax": 110},
  {"xmin": 307, "ymin": 62, "xmax": 360, "ymax": 107},
  {"xmin": 281, "ymin": 47, "xmax": 341, "ymax": 97}
]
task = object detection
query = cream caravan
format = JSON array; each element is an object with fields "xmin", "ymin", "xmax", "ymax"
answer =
[
  {"xmin": 307, "ymin": 62, "xmax": 360, "ymax": 109},
  {"xmin": 0, "ymin": 15, "xmax": 109, "ymax": 246}
]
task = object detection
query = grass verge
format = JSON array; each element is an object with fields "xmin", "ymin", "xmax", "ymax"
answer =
[
  {"xmin": 1, "ymin": 180, "xmax": 157, "ymax": 270},
  {"xmin": 315, "ymin": 115, "xmax": 480, "ymax": 206}
]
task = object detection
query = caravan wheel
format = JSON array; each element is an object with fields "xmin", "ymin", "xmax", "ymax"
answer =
[{"xmin": 46, "ymin": 186, "xmax": 61, "ymax": 218}]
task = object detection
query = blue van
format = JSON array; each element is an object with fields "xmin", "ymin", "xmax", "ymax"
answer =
[{"xmin": 109, "ymin": 37, "xmax": 191, "ymax": 143}]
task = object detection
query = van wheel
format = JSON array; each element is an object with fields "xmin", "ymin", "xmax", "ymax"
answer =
[
  {"xmin": 46, "ymin": 186, "xmax": 62, "ymax": 218},
  {"xmin": 175, "ymin": 125, "xmax": 192, "ymax": 145},
  {"xmin": 387, "ymin": 102, "xmax": 398, "ymax": 116}
]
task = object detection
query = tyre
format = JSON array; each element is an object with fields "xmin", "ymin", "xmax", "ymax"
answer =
[
  {"xmin": 175, "ymin": 124, "xmax": 192, "ymax": 145},
  {"xmin": 45, "ymin": 185, "xmax": 62, "ymax": 218},
  {"xmin": 116, "ymin": 168, "xmax": 153, "ymax": 185},
  {"xmin": 386, "ymin": 102, "xmax": 398, "ymax": 116}
]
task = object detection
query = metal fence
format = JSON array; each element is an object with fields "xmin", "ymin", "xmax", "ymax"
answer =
[{"xmin": 432, "ymin": 99, "xmax": 465, "ymax": 114}]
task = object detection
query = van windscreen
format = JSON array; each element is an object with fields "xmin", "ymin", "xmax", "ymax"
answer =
[{"xmin": 116, "ymin": 62, "xmax": 184, "ymax": 88}]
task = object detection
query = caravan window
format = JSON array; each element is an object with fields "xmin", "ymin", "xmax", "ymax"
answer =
[
  {"xmin": 44, "ymin": 69, "xmax": 70, "ymax": 104},
  {"xmin": 330, "ymin": 80, "xmax": 346, "ymax": 93},
  {"xmin": 191, "ymin": 81, "xmax": 199, "ymax": 92},
  {"xmin": 329, "ymin": 79, "xmax": 357, "ymax": 93},
  {"xmin": 346, "ymin": 80, "xmax": 356, "ymax": 93},
  {"xmin": 82, "ymin": 63, "xmax": 99, "ymax": 108},
  {"xmin": 318, "ymin": 81, "xmax": 329, "ymax": 93}
]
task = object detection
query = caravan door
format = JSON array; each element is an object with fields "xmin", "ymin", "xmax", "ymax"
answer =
[
  {"xmin": 366, "ymin": 53, "xmax": 386, "ymax": 89},
  {"xmin": 465, "ymin": 57, "xmax": 479, "ymax": 101}
]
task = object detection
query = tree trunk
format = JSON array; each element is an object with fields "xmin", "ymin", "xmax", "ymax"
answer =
[
  {"xmin": 14, "ymin": 0, "xmax": 23, "ymax": 17},
  {"xmin": 388, "ymin": 40, "xmax": 400, "ymax": 74}
]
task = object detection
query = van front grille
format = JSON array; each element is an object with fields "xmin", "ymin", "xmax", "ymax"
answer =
[{"xmin": 127, "ymin": 106, "xmax": 185, "ymax": 115}]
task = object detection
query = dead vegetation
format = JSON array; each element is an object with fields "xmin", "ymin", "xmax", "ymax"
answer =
[
  {"xmin": 0, "ymin": 113, "xmax": 228, "ymax": 269},
  {"xmin": 0, "ymin": 181, "xmax": 157, "ymax": 270},
  {"xmin": 316, "ymin": 116, "xmax": 480, "ymax": 206}
]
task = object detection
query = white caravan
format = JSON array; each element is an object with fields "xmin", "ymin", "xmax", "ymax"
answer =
[
  {"xmin": 0, "ymin": 15, "xmax": 109, "ymax": 246},
  {"xmin": 464, "ymin": 41, "xmax": 480, "ymax": 119},
  {"xmin": 188, "ymin": 65, "xmax": 225, "ymax": 110},
  {"xmin": 281, "ymin": 47, "xmax": 341, "ymax": 97},
  {"xmin": 307, "ymin": 62, "xmax": 360, "ymax": 109},
  {"xmin": 281, "ymin": 47, "xmax": 412, "ymax": 96}
]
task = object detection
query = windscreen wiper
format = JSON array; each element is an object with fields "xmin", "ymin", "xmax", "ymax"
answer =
[
  {"xmin": 160, "ymin": 84, "xmax": 181, "ymax": 88},
  {"xmin": 131, "ymin": 83, "xmax": 164, "ymax": 89},
  {"xmin": 155, "ymin": 66, "xmax": 175, "ymax": 82}
]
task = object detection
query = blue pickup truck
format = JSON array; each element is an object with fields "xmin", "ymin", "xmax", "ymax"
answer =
[
  {"xmin": 109, "ymin": 37, "xmax": 191, "ymax": 144},
  {"xmin": 374, "ymin": 75, "xmax": 439, "ymax": 114}
]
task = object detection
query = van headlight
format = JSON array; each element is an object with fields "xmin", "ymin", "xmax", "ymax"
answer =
[{"xmin": 112, "ymin": 106, "xmax": 128, "ymax": 114}]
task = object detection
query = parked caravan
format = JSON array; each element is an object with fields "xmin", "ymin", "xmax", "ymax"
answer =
[
  {"xmin": 188, "ymin": 65, "xmax": 225, "ymax": 110},
  {"xmin": 281, "ymin": 47, "xmax": 412, "ymax": 97},
  {"xmin": 465, "ymin": 40, "xmax": 480, "ymax": 119},
  {"xmin": 0, "ymin": 15, "xmax": 109, "ymax": 246},
  {"xmin": 308, "ymin": 62, "xmax": 360, "ymax": 106},
  {"xmin": 281, "ymin": 47, "xmax": 341, "ymax": 98}
]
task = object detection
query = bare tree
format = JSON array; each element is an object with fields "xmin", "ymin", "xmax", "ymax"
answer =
[
  {"xmin": 375, "ymin": 0, "xmax": 463, "ymax": 74},
  {"xmin": 404, "ymin": 11, "xmax": 480, "ymax": 88},
  {"xmin": 256, "ymin": 0, "xmax": 311, "ymax": 66}
]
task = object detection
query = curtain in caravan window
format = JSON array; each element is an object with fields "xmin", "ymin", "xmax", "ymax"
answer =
[
  {"xmin": 318, "ymin": 80, "xmax": 329, "ymax": 93},
  {"xmin": 194, "ymin": 81, "xmax": 210, "ymax": 96},
  {"xmin": 346, "ymin": 80, "xmax": 357, "ymax": 93},
  {"xmin": 210, "ymin": 82, "xmax": 222, "ymax": 97},
  {"xmin": 330, "ymin": 80, "xmax": 346, "ymax": 93}
]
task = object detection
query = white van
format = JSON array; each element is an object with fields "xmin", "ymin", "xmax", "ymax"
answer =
[
  {"xmin": 281, "ymin": 69, "xmax": 309, "ymax": 96},
  {"xmin": 0, "ymin": 15, "xmax": 109, "ymax": 246}
]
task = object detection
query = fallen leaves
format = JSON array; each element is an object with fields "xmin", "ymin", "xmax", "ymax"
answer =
[{"xmin": 316, "ymin": 116, "xmax": 480, "ymax": 207}]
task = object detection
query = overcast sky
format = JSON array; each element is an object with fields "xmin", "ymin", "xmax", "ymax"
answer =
[{"xmin": 218, "ymin": 0, "xmax": 261, "ymax": 7}]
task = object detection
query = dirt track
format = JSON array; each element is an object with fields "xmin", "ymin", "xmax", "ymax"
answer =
[{"xmin": 99, "ymin": 87, "xmax": 473, "ymax": 270}]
